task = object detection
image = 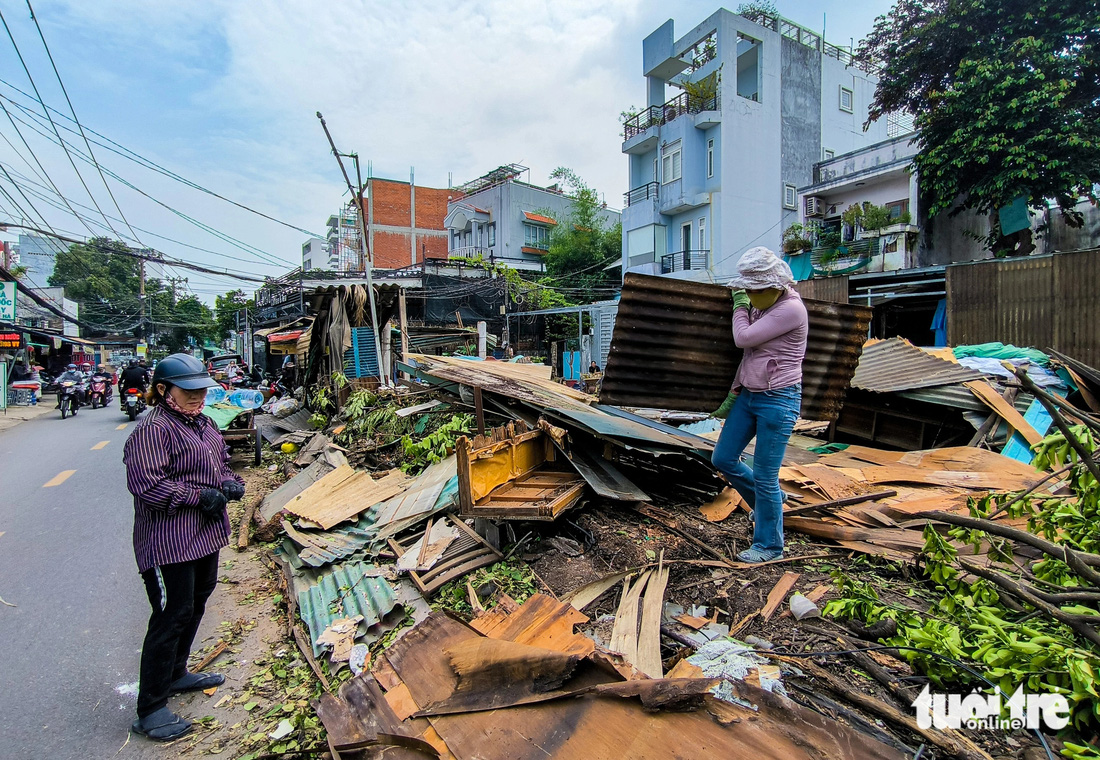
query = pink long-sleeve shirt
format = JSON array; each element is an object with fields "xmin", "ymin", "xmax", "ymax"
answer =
[{"xmin": 732, "ymin": 288, "xmax": 809, "ymax": 392}]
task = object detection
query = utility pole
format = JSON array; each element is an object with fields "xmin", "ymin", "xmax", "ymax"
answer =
[
  {"xmin": 317, "ymin": 112, "xmax": 386, "ymax": 386},
  {"xmin": 165, "ymin": 275, "xmax": 188, "ymax": 306},
  {"xmin": 138, "ymin": 257, "xmax": 145, "ymax": 344}
]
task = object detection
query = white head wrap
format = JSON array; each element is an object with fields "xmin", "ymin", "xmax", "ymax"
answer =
[{"xmin": 727, "ymin": 246, "xmax": 794, "ymax": 290}]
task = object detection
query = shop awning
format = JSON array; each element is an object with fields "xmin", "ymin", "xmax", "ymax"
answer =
[{"xmin": 268, "ymin": 329, "xmax": 305, "ymax": 343}]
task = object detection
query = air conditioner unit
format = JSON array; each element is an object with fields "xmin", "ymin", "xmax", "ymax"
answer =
[{"xmin": 804, "ymin": 196, "xmax": 824, "ymax": 217}]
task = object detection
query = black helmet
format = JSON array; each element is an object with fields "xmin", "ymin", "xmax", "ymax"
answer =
[
  {"xmin": 129, "ymin": 358, "xmax": 139, "ymax": 367},
  {"xmin": 152, "ymin": 353, "xmax": 219, "ymax": 390}
]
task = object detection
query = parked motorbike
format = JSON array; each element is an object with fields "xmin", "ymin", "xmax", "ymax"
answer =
[
  {"xmin": 58, "ymin": 380, "xmax": 81, "ymax": 419},
  {"xmin": 88, "ymin": 377, "xmax": 110, "ymax": 409},
  {"xmin": 122, "ymin": 387, "xmax": 146, "ymax": 421}
]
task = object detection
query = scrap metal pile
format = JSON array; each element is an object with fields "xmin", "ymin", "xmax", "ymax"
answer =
[{"xmin": 248, "ymin": 273, "xmax": 1100, "ymax": 759}]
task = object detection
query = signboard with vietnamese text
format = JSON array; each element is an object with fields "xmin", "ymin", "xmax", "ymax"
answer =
[
  {"xmin": 0, "ymin": 332, "xmax": 21, "ymax": 350},
  {"xmin": 0, "ymin": 281, "xmax": 15, "ymax": 321}
]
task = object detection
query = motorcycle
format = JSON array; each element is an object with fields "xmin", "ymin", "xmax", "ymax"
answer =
[
  {"xmin": 122, "ymin": 387, "xmax": 146, "ymax": 421},
  {"xmin": 88, "ymin": 377, "xmax": 110, "ymax": 409},
  {"xmin": 58, "ymin": 381, "xmax": 81, "ymax": 419}
]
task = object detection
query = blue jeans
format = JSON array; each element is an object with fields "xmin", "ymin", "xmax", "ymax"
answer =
[{"xmin": 710, "ymin": 385, "xmax": 801, "ymax": 553}]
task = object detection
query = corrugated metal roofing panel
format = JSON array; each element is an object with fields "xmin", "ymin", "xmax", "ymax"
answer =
[
  {"xmin": 297, "ymin": 562, "xmax": 399, "ymax": 657},
  {"xmin": 850, "ymin": 338, "xmax": 984, "ymax": 393},
  {"xmin": 598, "ymin": 273, "xmax": 872, "ymax": 422}
]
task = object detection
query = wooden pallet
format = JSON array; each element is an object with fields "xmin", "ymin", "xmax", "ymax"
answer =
[
  {"xmin": 388, "ymin": 515, "xmax": 502, "ymax": 597},
  {"xmin": 462, "ymin": 469, "xmax": 585, "ymax": 521}
]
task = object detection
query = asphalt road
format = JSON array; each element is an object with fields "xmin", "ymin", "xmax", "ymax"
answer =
[{"xmin": 0, "ymin": 400, "xmax": 174, "ymax": 759}]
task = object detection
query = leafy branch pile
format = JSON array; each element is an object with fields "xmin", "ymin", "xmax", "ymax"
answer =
[{"xmin": 826, "ymin": 421, "xmax": 1100, "ymax": 741}]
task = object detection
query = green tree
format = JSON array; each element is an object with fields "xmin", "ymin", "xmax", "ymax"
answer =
[
  {"xmin": 164, "ymin": 296, "xmax": 217, "ymax": 353},
  {"xmin": 541, "ymin": 167, "xmax": 622, "ymax": 305},
  {"xmin": 214, "ymin": 289, "xmax": 253, "ymax": 340},
  {"xmin": 858, "ymin": 1, "xmax": 1100, "ymax": 253},
  {"xmin": 48, "ymin": 237, "xmax": 158, "ymax": 336}
]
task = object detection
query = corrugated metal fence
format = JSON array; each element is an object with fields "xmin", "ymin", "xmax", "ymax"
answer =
[
  {"xmin": 947, "ymin": 248, "xmax": 1100, "ymax": 365},
  {"xmin": 793, "ymin": 275, "xmax": 849, "ymax": 303}
]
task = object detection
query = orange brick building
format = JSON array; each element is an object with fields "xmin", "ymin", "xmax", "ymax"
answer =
[{"xmin": 364, "ymin": 177, "xmax": 451, "ymax": 268}]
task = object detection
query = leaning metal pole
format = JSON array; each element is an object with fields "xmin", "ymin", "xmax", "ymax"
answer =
[{"xmin": 316, "ymin": 112, "xmax": 387, "ymax": 386}]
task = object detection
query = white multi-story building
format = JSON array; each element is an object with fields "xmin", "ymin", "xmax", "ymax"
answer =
[
  {"xmin": 301, "ymin": 236, "xmax": 333, "ymax": 271},
  {"xmin": 620, "ymin": 8, "xmax": 895, "ymax": 281}
]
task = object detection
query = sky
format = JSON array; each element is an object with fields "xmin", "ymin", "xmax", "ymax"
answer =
[{"xmin": 0, "ymin": 0, "xmax": 894, "ymax": 303}]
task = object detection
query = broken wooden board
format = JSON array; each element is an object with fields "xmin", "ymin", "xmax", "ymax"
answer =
[
  {"xmin": 285, "ymin": 466, "xmax": 412, "ymax": 529},
  {"xmin": 396, "ymin": 520, "xmax": 459, "ymax": 573},
  {"xmin": 699, "ymin": 487, "xmax": 747, "ymax": 522},
  {"xmin": 635, "ymin": 557, "xmax": 669, "ymax": 678},
  {"xmin": 761, "ymin": 572, "xmax": 800, "ymax": 622},
  {"xmin": 964, "ymin": 380, "xmax": 1043, "ymax": 445},
  {"xmin": 609, "ymin": 571, "xmax": 651, "ymax": 667},
  {"xmin": 785, "ymin": 463, "xmax": 866, "ymax": 500},
  {"xmin": 859, "ymin": 464, "xmax": 1042, "ymax": 492},
  {"xmin": 387, "ymin": 515, "xmax": 502, "ymax": 597},
  {"xmin": 561, "ymin": 569, "xmax": 638, "ymax": 613}
]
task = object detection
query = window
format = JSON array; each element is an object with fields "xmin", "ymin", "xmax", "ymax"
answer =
[
  {"xmin": 885, "ymin": 199, "xmax": 910, "ymax": 220},
  {"xmin": 698, "ymin": 217, "xmax": 707, "ymax": 250},
  {"xmin": 523, "ymin": 223, "xmax": 550, "ymax": 250},
  {"xmin": 653, "ymin": 157, "xmax": 658, "ymax": 182},
  {"xmin": 783, "ymin": 184, "xmax": 797, "ymax": 209},
  {"xmin": 661, "ymin": 141, "xmax": 682, "ymax": 183},
  {"xmin": 487, "ymin": 223, "xmax": 496, "ymax": 247},
  {"xmin": 822, "ymin": 148, "xmax": 835, "ymax": 160},
  {"xmin": 839, "ymin": 86, "xmax": 853, "ymax": 113},
  {"xmin": 736, "ymin": 34, "xmax": 761, "ymax": 101},
  {"xmin": 707, "ymin": 139, "xmax": 715, "ymax": 178}
]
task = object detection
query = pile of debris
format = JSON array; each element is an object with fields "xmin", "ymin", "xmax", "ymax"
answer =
[{"xmin": 247, "ymin": 274, "xmax": 1100, "ymax": 758}]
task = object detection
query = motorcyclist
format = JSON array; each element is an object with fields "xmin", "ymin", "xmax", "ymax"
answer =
[
  {"xmin": 91, "ymin": 364, "xmax": 115, "ymax": 404},
  {"xmin": 120, "ymin": 358, "xmax": 149, "ymax": 406},
  {"xmin": 56, "ymin": 363, "xmax": 86, "ymax": 411},
  {"xmin": 80, "ymin": 362, "xmax": 94, "ymax": 381}
]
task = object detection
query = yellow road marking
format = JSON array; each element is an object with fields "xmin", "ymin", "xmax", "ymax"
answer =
[
  {"xmin": 116, "ymin": 423, "xmax": 128, "ymax": 430},
  {"xmin": 91, "ymin": 441, "xmax": 110, "ymax": 450},
  {"xmin": 0, "ymin": 531, "xmax": 5, "ymax": 539},
  {"xmin": 43, "ymin": 470, "xmax": 76, "ymax": 487}
]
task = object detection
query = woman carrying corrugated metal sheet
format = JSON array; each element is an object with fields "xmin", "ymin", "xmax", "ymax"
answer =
[
  {"xmin": 122, "ymin": 354, "xmax": 246, "ymax": 741},
  {"xmin": 711, "ymin": 247, "xmax": 808, "ymax": 563}
]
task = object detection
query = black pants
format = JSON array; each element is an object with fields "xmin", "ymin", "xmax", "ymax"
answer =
[{"xmin": 137, "ymin": 552, "xmax": 219, "ymax": 718}]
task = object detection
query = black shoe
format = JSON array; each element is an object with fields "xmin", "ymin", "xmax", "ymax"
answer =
[
  {"xmin": 169, "ymin": 671, "xmax": 225, "ymax": 695},
  {"xmin": 131, "ymin": 707, "xmax": 192, "ymax": 741}
]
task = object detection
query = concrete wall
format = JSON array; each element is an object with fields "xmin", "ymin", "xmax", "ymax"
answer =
[
  {"xmin": 623, "ymin": 9, "xmax": 887, "ymax": 282},
  {"xmin": 450, "ymin": 180, "xmax": 620, "ymax": 267}
]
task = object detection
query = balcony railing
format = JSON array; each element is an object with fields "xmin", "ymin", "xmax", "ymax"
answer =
[
  {"xmin": 623, "ymin": 91, "xmax": 721, "ymax": 140},
  {"xmin": 623, "ymin": 182, "xmax": 659, "ymax": 207},
  {"xmin": 449, "ymin": 246, "xmax": 492, "ymax": 260},
  {"xmin": 661, "ymin": 249, "xmax": 709, "ymax": 274}
]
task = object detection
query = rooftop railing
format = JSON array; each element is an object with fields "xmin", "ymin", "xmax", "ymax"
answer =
[{"xmin": 623, "ymin": 91, "xmax": 721, "ymax": 140}]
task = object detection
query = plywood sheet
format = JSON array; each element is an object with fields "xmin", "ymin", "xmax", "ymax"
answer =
[
  {"xmin": 964, "ymin": 380, "xmax": 1042, "ymax": 445},
  {"xmin": 472, "ymin": 593, "xmax": 594, "ymax": 659},
  {"xmin": 286, "ymin": 466, "xmax": 411, "ymax": 529}
]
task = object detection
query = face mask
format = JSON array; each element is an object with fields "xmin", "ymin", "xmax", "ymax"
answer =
[{"xmin": 748, "ymin": 289, "xmax": 782, "ymax": 311}]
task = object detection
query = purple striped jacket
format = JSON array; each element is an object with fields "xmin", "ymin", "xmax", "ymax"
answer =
[{"xmin": 123, "ymin": 404, "xmax": 244, "ymax": 573}]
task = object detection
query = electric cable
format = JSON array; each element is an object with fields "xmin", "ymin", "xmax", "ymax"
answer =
[
  {"xmin": 25, "ymin": 0, "xmax": 144, "ymax": 247},
  {"xmin": 0, "ymin": 5, "xmax": 126, "ymax": 241},
  {"xmin": 0, "ymin": 77, "xmax": 324, "ymax": 238}
]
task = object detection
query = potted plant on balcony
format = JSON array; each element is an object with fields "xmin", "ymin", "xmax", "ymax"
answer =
[{"xmin": 782, "ymin": 223, "xmax": 815, "ymax": 254}]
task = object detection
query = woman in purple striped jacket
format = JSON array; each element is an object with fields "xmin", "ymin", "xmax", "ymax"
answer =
[{"xmin": 122, "ymin": 354, "xmax": 246, "ymax": 741}]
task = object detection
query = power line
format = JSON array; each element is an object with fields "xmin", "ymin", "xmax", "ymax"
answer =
[
  {"xmin": 0, "ymin": 95, "xmax": 296, "ymax": 268},
  {"xmin": 0, "ymin": 5, "xmax": 125, "ymax": 241},
  {"xmin": 0, "ymin": 75, "xmax": 325, "ymax": 239},
  {"xmin": 24, "ymin": 0, "xmax": 143, "ymax": 246}
]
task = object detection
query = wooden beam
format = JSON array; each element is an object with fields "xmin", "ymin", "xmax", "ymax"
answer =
[
  {"xmin": 964, "ymin": 380, "xmax": 1042, "ymax": 445},
  {"xmin": 472, "ymin": 385, "xmax": 485, "ymax": 437}
]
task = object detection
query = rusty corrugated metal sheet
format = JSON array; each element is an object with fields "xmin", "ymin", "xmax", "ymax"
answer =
[
  {"xmin": 599, "ymin": 274, "xmax": 872, "ymax": 421},
  {"xmin": 849, "ymin": 338, "xmax": 984, "ymax": 392},
  {"xmin": 947, "ymin": 257, "xmax": 1054, "ymax": 351},
  {"xmin": 793, "ymin": 275, "xmax": 849, "ymax": 303},
  {"xmin": 1052, "ymin": 249, "xmax": 1100, "ymax": 366},
  {"xmin": 947, "ymin": 249, "xmax": 1100, "ymax": 367}
]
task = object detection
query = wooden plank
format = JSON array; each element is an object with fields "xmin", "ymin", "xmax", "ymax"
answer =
[
  {"xmin": 636, "ymin": 557, "xmax": 669, "ymax": 677},
  {"xmin": 1002, "ymin": 399, "xmax": 1053, "ymax": 463},
  {"xmin": 761, "ymin": 572, "xmax": 800, "ymax": 622},
  {"xmin": 789, "ymin": 463, "xmax": 865, "ymax": 500},
  {"xmin": 469, "ymin": 593, "xmax": 594, "ymax": 658},
  {"xmin": 699, "ymin": 487, "xmax": 747, "ymax": 522},
  {"xmin": 964, "ymin": 380, "xmax": 1043, "ymax": 445},
  {"xmin": 860, "ymin": 464, "xmax": 1041, "ymax": 492},
  {"xmin": 455, "ymin": 436, "xmax": 474, "ymax": 514},
  {"xmin": 285, "ymin": 467, "xmax": 411, "ymax": 529},
  {"xmin": 609, "ymin": 571, "xmax": 651, "ymax": 667}
]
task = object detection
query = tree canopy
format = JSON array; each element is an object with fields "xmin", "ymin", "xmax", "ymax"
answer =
[
  {"xmin": 858, "ymin": 0, "xmax": 1100, "ymax": 248},
  {"xmin": 47, "ymin": 236, "xmax": 218, "ymax": 350},
  {"xmin": 541, "ymin": 167, "xmax": 621, "ymax": 305}
]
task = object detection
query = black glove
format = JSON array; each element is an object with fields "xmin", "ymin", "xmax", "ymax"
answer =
[
  {"xmin": 198, "ymin": 488, "xmax": 228, "ymax": 518},
  {"xmin": 221, "ymin": 479, "xmax": 246, "ymax": 502}
]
